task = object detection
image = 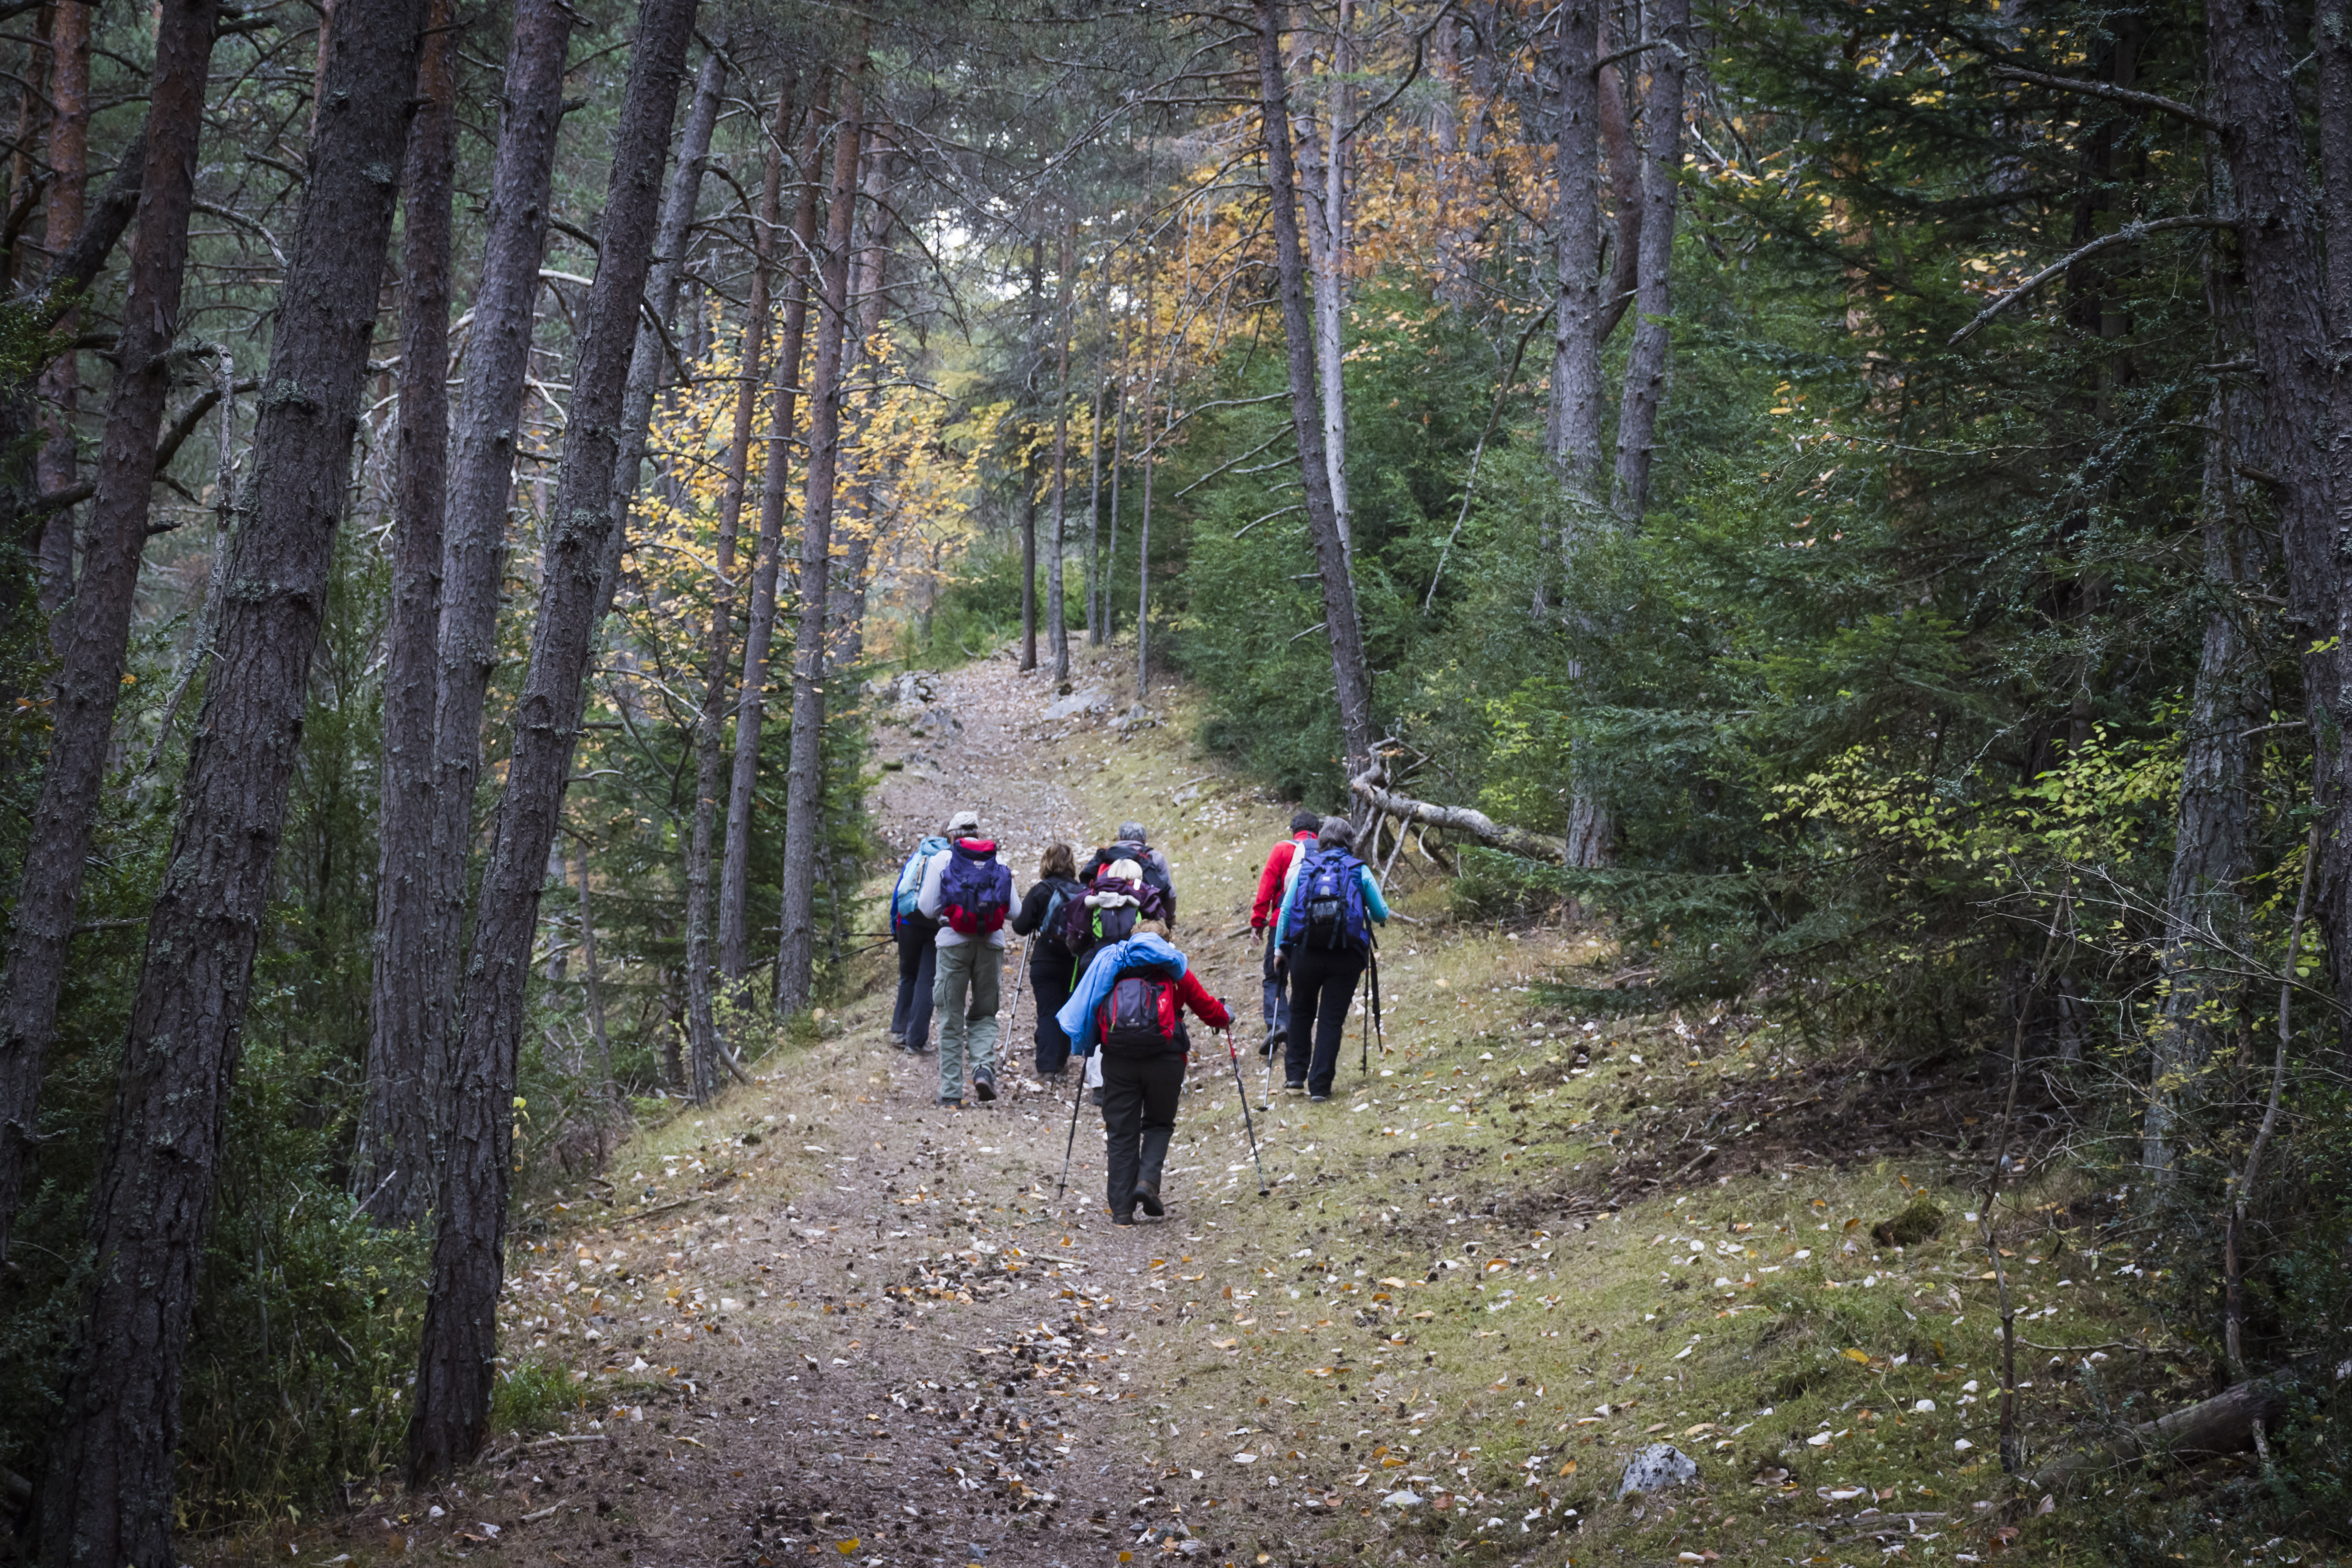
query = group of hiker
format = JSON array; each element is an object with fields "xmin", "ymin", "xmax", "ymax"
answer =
[{"xmin": 885, "ymin": 804, "xmax": 1386, "ymax": 1224}]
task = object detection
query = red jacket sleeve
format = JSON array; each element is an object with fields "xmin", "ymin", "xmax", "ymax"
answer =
[
  {"xmin": 1250, "ymin": 840, "xmax": 1297, "ymax": 931},
  {"xmin": 1174, "ymin": 969, "xmax": 1231, "ymax": 1031}
]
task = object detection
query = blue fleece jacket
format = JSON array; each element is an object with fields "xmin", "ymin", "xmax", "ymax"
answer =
[{"xmin": 1057, "ymin": 933, "xmax": 1187, "ymax": 1056}]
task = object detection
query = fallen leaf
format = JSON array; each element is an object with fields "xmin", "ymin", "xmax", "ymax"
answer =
[
  {"xmin": 836, "ymin": 1539, "xmax": 860, "ymax": 1555},
  {"xmin": 1841, "ymin": 1348, "xmax": 1871, "ymax": 1364}
]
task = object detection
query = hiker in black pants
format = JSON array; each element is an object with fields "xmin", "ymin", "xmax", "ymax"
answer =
[
  {"xmin": 1060, "ymin": 932, "xmax": 1233, "ymax": 1225},
  {"xmin": 1273, "ymin": 816, "xmax": 1390, "ymax": 1101},
  {"xmin": 1011, "ymin": 843, "xmax": 1084, "ymax": 1076},
  {"xmin": 886, "ymin": 816, "xmax": 964, "ymax": 1053}
]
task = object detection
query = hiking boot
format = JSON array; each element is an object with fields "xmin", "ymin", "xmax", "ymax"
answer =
[
  {"xmin": 974, "ymin": 1071, "xmax": 997, "ymax": 1103},
  {"xmin": 1260, "ymin": 1030, "xmax": 1283, "ymax": 1059},
  {"xmin": 886, "ymin": 1031, "xmax": 905, "ymax": 1046},
  {"xmin": 1110, "ymin": 1211, "xmax": 1137, "ymax": 1227},
  {"xmin": 1134, "ymin": 1183, "xmax": 1165, "ymax": 1218},
  {"xmin": 1090, "ymin": 1086, "xmax": 1106, "ymax": 1107},
  {"xmin": 1284, "ymin": 1080, "xmax": 1306, "ymax": 1094},
  {"xmin": 1309, "ymin": 1093, "xmax": 1330, "ymax": 1103},
  {"xmin": 938, "ymin": 1095, "xmax": 963, "ymax": 1107}
]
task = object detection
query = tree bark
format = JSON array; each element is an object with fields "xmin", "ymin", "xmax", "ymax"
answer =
[
  {"xmin": 2205, "ymin": 0, "xmax": 2344, "ymax": 1030},
  {"xmin": 1047, "ymin": 221, "xmax": 1075, "ymax": 684},
  {"xmin": 2318, "ymin": 0, "xmax": 2352, "ymax": 1061},
  {"xmin": 1546, "ymin": 0, "xmax": 1605, "ymax": 492},
  {"xmin": 1020, "ymin": 236, "xmax": 1041, "ymax": 674},
  {"xmin": 721, "ymin": 76, "xmax": 821, "ymax": 993},
  {"xmin": 683, "ymin": 83, "xmax": 783, "ymax": 1096},
  {"xmin": 0, "ymin": 128, "xmax": 144, "ymax": 733},
  {"xmin": 1104, "ymin": 351, "xmax": 1124, "ymax": 638},
  {"xmin": 2028, "ymin": 1362, "xmax": 2331, "ymax": 1493},
  {"xmin": 2146, "ymin": 339, "xmax": 2267, "ymax": 1175},
  {"xmin": 591, "ymin": 42, "xmax": 725, "ymax": 627},
  {"xmin": 1595, "ymin": 5, "xmax": 1644, "ymax": 343},
  {"xmin": 1134, "ymin": 284, "xmax": 1156, "ymax": 703},
  {"xmin": 824, "ymin": 134, "xmax": 899, "ymax": 674},
  {"xmin": 32, "ymin": 0, "xmax": 89, "ymax": 612},
  {"xmin": 407, "ymin": 0, "xmax": 699, "ymax": 1484},
  {"xmin": 357, "ymin": 0, "xmax": 458, "ymax": 1227},
  {"xmin": 1254, "ymin": 0, "xmax": 1377, "ymax": 788},
  {"xmin": 34, "ymin": 0, "xmax": 425, "ymax": 1553},
  {"xmin": 1610, "ymin": 0, "xmax": 1689, "ymax": 520},
  {"xmin": 1308, "ymin": 0, "xmax": 1354, "ymax": 566},
  {"xmin": 0, "ymin": 0, "xmax": 220, "ymax": 1269},
  {"xmin": 1085, "ymin": 323, "xmax": 1107, "ymax": 647},
  {"xmin": 774, "ymin": 75, "xmax": 863, "ymax": 1017},
  {"xmin": 1349, "ymin": 755, "xmax": 1571, "ymax": 862}
]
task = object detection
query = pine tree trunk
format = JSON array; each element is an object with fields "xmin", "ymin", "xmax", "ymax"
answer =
[
  {"xmin": 1546, "ymin": 0, "xmax": 1604, "ymax": 491},
  {"xmin": 1020, "ymin": 237, "xmax": 1041, "ymax": 674},
  {"xmin": 721, "ymin": 80, "xmax": 821, "ymax": 992},
  {"xmin": 1047, "ymin": 221, "xmax": 1074, "ymax": 684},
  {"xmin": 407, "ymin": 0, "xmax": 699, "ymax": 1484},
  {"xmin": 1253, "ymin": 0, "xmax": 1377, "ymax": 786},
  {"xmin": 0, "ymin": 132, "xmax": 143, "ymax": 744},
  {"xmin": 1085, "ymin": 346, "xmax": 1106, "ymax": 646},
  {"xmin": 357, "ymin": 0, "xmax": 458, "ymax": 1227},
  {"xmin": 34, "ymin": 0, "xmax": 425, "ymax": 1553},
  {"xmin": 1134, "ymin": 298, "xmax": 1156, "ymax": 704},
  {"xmin": 1310, "ymin": 0, "xmax": 1354, "ymax": 565},
  {"xmin": 0, "ymin": 0, "xmax": 221, "ymax": 1268},
  {"xmin": 774, "ymin": 76, "xmax": 864, "ymax": 1017},
  {"xmin": 1104, "ymin": 365, "xmax": 1124, "ymax": 638},
  {"xmin": 2205, "ymin": 0, "xmax": 2344, "ymax": 1025},
  {"xmin": 825, "ymin": 138, "xmax": 898, "ymax": 673},
  {"xmin": 2146, "ymin": 382, "xmax": 2266, "ymax": 1176},
  {"xmin": 683, "ymin": 81, "xmax": 782, "ymax": 1095},
  {"xmin": 1595, "ymin": 7, "xmax": 1644, "ymax": 343},
  {"xmin": 2318, "ymin": 0, "xmax": 2352, "ymax": 1052},
  {"xmin": 591, "ymin": 44, "xmax": 725, "ymax": 626},
  {"xmin": 32, "ymin": 0, "xmax": 88, "ymax": 613},
  {"xmin": 1610, "ymin": 0, "xmax": 1689, "ymax": 520}
]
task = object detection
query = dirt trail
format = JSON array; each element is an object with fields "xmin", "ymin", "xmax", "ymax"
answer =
[{"xmin": 309, "ymin": 647, "xmax": 1315, "ymax": 1568}]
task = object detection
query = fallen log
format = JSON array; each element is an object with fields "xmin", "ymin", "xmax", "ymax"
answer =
[
  {"xmin": 1348, "ymin": 757, "xmax": 1568, "ymax": 865},
  {"xmin": 2029, "ymin": 1361, "xmax": 2337, "ymax": 1492}
]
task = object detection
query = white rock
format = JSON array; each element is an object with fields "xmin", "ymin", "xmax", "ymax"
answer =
[
  {"xmin": 1042, "ymin": 687, "xmax": 1111, "ymax": 723},
  {"xmin": 1381, "ymin": 1490, "xmax": 1424, "ymax": 1507},
  {"xmin": 1616, "ymin": 1443, "xmax": 1700, "ymax": 1499}
]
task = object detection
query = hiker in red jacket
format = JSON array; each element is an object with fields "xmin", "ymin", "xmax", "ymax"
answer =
[{"xmin": 1249, "ymin": 809, "xmax": 1323, "ymax": 1060}]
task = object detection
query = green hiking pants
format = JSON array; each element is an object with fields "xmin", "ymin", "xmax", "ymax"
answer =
[{"xmin": 933, "ymin": 939, "xmax": 1002, "ymax": 1099}]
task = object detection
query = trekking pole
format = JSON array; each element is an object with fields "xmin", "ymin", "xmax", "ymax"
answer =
[
  {"xmin": 1369, "ymin": 945, "xmax": 1385, "ymax": 1066},
  {"xmin": 1056, "ymin": 1045, "xmax": 1090, "ymax": 1200},
  {"xmin": 1002, "ymin": 939, "xmax": 1027, "ymax": 1068},
  {"xmin": 1222, "ymin": 1028, "xmax": 1271, "ymax": 1196}
]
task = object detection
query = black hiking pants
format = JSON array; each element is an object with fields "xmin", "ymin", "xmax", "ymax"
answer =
[
  {"xmin": 1030, "ymin": 952, "xmax": 1076, "ymax": 1074},
  {"xmin": 892, "ymin": 919, "xmax": 938, "ymax": 1050},
  {"xmin": 1100, "ymin": 1050, "xmax": 1183, "ymax": 1217},
  {"xmin": 1283, "ymin": 945, "xmax": 1366, "ymax": 1097}
]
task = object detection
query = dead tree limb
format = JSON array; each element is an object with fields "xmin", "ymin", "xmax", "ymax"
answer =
[
  {"xmin": 1348, "ymin": 755, "xmax": 1569, "ymax": 864},
  {"xmin": 2029, "ymin": 1362, "xmax": 2338, "ymax": 1492}
]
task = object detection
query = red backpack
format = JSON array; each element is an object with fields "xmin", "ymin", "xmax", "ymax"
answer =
[{"xmin": 1096, "ymin": 971, "xmax": 1179, "ymax": 1051}]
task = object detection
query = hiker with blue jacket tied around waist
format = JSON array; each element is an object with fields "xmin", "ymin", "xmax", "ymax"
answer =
[
  {"xmin": 1274, "ymin": 816, "xmax": 1390, "ymax": 1100},
  {"xmin": 917, "ymin": 811, "xmax": 1013, "ymax": 1105},
  {"xmin": 1058, "ymin": 930, "xmax": 1232, "ymax": 1224},
  {"xmin": 886, "ymin": 816, "xmax": 965, "ymax": 1053}
]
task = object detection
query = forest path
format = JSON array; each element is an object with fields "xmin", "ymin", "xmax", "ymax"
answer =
[
  {"xmin": 320, "ymin": 642, "xmax": 1344, "ymax": 1568},
  {"xmin": 290, "ymin": 646, "xmax": 2073, "ymax": 1568}
]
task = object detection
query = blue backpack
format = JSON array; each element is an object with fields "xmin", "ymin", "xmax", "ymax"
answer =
[
  {"xmin": 939, "ymin": 841, "xmax": 1014, "ymax": 937},
  {"xmin": 892, "ymin": 836, "xmax": 950, "ymax": 933},
  {"xmin": 1283, "ymin": 849, "xmax": 1370, "ymax": 954}
]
